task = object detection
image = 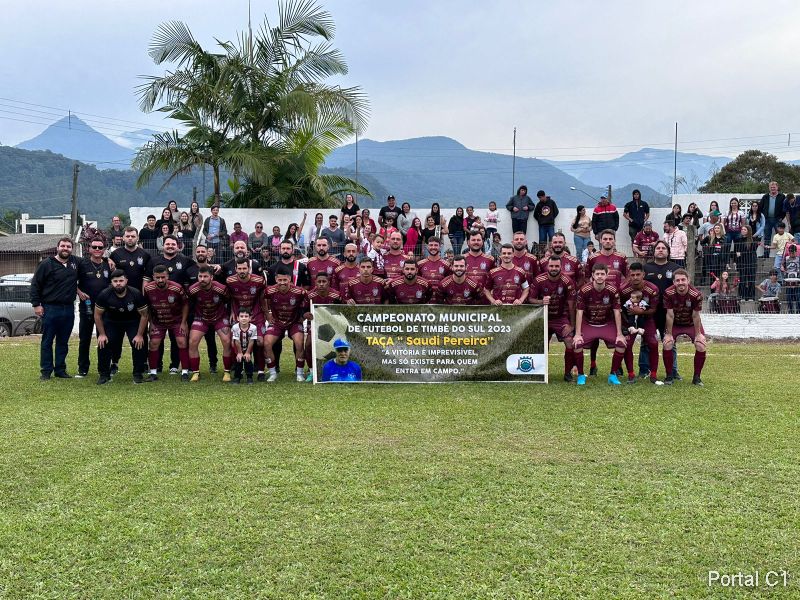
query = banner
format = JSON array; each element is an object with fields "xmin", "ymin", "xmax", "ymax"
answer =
[{"xmin": 312, "ymin": 304, "xmax": 548, "ymax": 383}]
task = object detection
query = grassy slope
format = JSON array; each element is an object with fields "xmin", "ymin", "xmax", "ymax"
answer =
[{"xmin": 0, "ymin": 339, "xmax": 797, "ymax": 599}]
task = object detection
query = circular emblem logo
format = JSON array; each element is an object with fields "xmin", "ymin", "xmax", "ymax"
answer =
[
  {"xmin": 415, "ymin": 290, "xmax": 423, "ymax": 298},
  {"xmin": 168, "ymin": 295, "xmax": 175, "ymax": 303},
  {"xmin": 602, "ymin": 296, "xmax": 610, "ymax": 305},
  {"xmin": 250, "ymin": 286, "xmax": 257, "ymax": 295},
  {"xmin": 524, "ymin": 261, "xmax": 531, "ymax": 270},
  {"xmin": 137, "ymin": 257, "xmax": 144, "ymax": 266},
  {"xmin": 213, "ymin": 295, "xmax": 220, "ymax": 303},
  {"xmin": 290, "ymin": 298, "xmax": 297, "ymax": 306},
  {"xmin": 175, "ymin": 262, "xmax": 182, "ymax": 270},
  {"xmin": 514, "ymin": 275, "xmax": 520, "ymax": 284}
]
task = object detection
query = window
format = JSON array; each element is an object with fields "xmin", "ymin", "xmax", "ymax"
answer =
[{"xmin": 25, "ymin": 224, "xmax": 45, "ymax": 234}]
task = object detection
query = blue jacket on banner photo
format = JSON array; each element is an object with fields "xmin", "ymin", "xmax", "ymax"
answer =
[{"xmin": 321, "ymin": 360, "xmax": 363, "ymax": 382}]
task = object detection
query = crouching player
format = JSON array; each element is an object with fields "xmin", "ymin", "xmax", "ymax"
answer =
[
  {"xmin": 143, "ymin": 265, "xmax": 190, "ymax": 381},
  {"xmin": 662, "ymin": 268, "xmax": 707, "ymax": 386},
  {"xmin": 231, "ymin": 308, "xmax": 258, "ymax": 384},
  {"xmin": 188, "ymin": 266, "xmax": 232, "ymax": 381},
  {"xmin": 264, "ymin": 265, "xmax": 309, "ymax": 382}
]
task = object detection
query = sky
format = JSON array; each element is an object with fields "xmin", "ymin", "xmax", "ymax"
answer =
[{"xmin": 3, "ymin": 0, "xmax": 800, "ymax": 161}]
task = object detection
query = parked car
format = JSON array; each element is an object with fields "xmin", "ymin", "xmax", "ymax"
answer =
[{"xmin": 0, "ymin": 274, "xmax": 41, "ymax": 337}]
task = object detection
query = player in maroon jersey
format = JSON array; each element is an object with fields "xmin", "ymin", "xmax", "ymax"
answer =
[
  {"xmin": 417, "ymin": 237, "xmax": 451, "ymax": 302},
  {"xmin": 529, "ymin": 256, "xmax": 577, "ymax": 381},
  {"xmin": 187, "ymin": 266, "xmax": 232, "ymax": 381},
  {"xmin": 540, "ymin": 233, "xmax": 580, "ymax": 284},
  {"xmin": 383, "ymin": 231, "xmax": 408, "ymax": 280},
  {"xmin": 440, "ymin": 255, "xmax": 482, "ymax": 305},
  {"xmin": 303, "ymin": 271, "xmax": 343, "ymax": 381},
  {"xmin": 334, "ymin": 243, "xmax": 360, "ymax": 293},
  {"xmin": 144, "ymin": 265, "xmax": 190, "ymax": 381},
  {"xmin": 618, "ymin": 262, "xmax": 660, "ymax": 384},
  {"xmin": 306, "ymin": 238, "xmax": 341, "ymax": 288},
  {"xmin": 264, "ymin": 265, "xmax": 309, "ymax": 382},
  {"xmin": 662, "ymin": 269, "xmax": 707, "ymax": 386},
  {"xmin": 226, "ymin": 258, "xmax": 267, "ymax": 376},
  {"xmin": 464, "ymin": 230, "xmax": 494, "ymax": 302},
  {"xmin": 484, "ymin": 244, "xmax": 530, "ymax": 305},
  {"xmin": 511, "ymin": 231, "xmax": 539, "ymax": 284},
  {"xmin": 386, "ymin": 260, "xmax": 431, "ymax": 304},
  {"xmin": 343, "ymin": 257, "xmax": 386, "ymax": 304},
  {"xmin": 573, "ymin": 263, "xmax": 627, "ymax": 385}
]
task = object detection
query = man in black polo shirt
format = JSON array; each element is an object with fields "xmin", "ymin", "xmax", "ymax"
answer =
[
  {"xmin": 216, "ymin": 240, "xmax": 262, "ymax": 283},
  {"xmin": 109, "ymin": 227, "xmax": 151, "ymax": 292},
  {"xmin": 379, "ymin": 195, "xmax": 400, "ymax": 228},
  {"xmin": 30, "ymin": 236, "xmax": 80, "ymax": 380},
  {"xmin": 94, "ymin": 270, "xmax": 149, "ymax": 385},
  {"xmin": 76, "ymin": 237, "xmax": 112, "ymax": 377},
  {"xmin": 640, "ymin": 240, "xmax": 680, "ymax": 379},
  {"xmin": 138, "ymin": 214, "xmax": 159, "ymax": 254}
]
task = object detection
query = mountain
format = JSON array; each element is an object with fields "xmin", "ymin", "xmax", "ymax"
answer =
[
  {"xmin": 325, "ymin": 136, "xmax": 670, "ymax": 208},
  {"xmin": 544, "ymin": 148, "xmax": 731, "ymax": 193},
  {"xmin": 15, "ymin": 116, "xmax": 135, "ymax": 168}
]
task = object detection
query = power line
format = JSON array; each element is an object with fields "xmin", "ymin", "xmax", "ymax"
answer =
[{"xmin": 0, "ymin": 96, "xmax": 168, "ymax": 130}]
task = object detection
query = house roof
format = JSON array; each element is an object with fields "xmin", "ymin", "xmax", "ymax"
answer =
[{"xmin": 0, "ymin": 234, "xmax": 68, "ymax": 253}]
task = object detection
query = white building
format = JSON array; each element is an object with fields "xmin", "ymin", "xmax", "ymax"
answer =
[{"xmin": 15, "ymin": 213, "xmax": 94, "ymax": 235}]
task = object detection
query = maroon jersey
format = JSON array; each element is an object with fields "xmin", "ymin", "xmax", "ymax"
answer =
[
  {"xmin": 464, "ymin": 252, "xmax": 494, "ymax": 289},
  {"xmin": 143, "ymin": 280, "xmax": 187, "ymax": 326},
  {"xmin": 530, "ymin": 274, "xmax": 575, "ymax": 320},
  {"xmin": 540, "ymin": 253, "xmax": 581, "ymax": 283},
  {"xmin": 662, "ymin": 284, "xmax": 702, "ymax": 327},
  {"xmin": 226, "ymin": 274, "xmax": 266, "ymax": 323},
  {"xmin": 586, "ymin": 252, "xmax": 628, "ymax": 289},
  {"xmin": 512, "ymin": 252, "xmax": 540, "ymax": 284},
  {"xmin": 386, "ymin": 277, "xmax": 431, "ymax": 304},
  {"xmin": 383, "ymin": 252, "xmax": 407, "ymax": 280},
  {"xmin": 264, "ymin": 284, "xmax": 308, "ymax": 326},
  {"xmin": 417, "ymin": 257, "xmax": 451, "ymax": 302},
  {"xmin": 440, "ymin": 276, "xmax": 482, "ymax": 305},
  {"xmin": 306, "ymin": 256, "xmax": 341, "ymax": 288},
  {"xmin": 188, "ymin": 281, "xmax": 229, "ymax": 323},
  {"xmin": 307, "ymin": 288, "xmax": 342, "ymax": 304},
  {"xmin": 576, "ymin": 283, "xmax": 621, "ymax": 326},
  {"xmin": 485, "ymin": 265, "xmax": 528, "ymax": 303},
  {"xmin": 619, "ymin": 281, "xmax": 660, "ymax": 318},
  {"xmin": 344, "ymin": 277, "xmax": 386, "ymax": 304},
  {"xmin": 334, "ymin": 263, "xmax": 360, "ymax": 293}
]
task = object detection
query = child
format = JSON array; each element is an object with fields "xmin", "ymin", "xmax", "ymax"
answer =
[
  {"xmin": 757, "ymin": 269, "xmax": 782, "ymax": 299},
  {"xmin": 770, "ymin": 222, "xmax": 793, "ymax": 272},
  {"xmin": 622, "ymin": 290, "xmax": 649, "ymax": 338},
  {"xmin": 581, "ymin": 240, "xmax": 596, "ymax": 264},
  {"xmin": 710, "ymin": 271, "xmax": 737, "ymax": 295},
  {"xmin": 485, "ymin": 201, "xmax": 500, "ymax": 239},
  {"xmin": 231, "ymin": 308, "xmax": 258, "ymax": 384}
]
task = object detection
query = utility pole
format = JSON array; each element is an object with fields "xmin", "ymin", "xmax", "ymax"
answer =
[
  {"xmin": 512, "ymin": 127, "xmax": 517, "ymax": 195},
  {"xmin": 607, "ymin": 184, "xmax": 612, "ymax": 202},
  {"xmin": 71, "ymin": 162, "xmax": 79, "ymax": 237},
  {"xmin": 192, "ymin": 186, "xmax": 197, "ymax": 203},
  {"xmin": 673, "ymin": 122, "xmax": 678, "ymax": 197},
  {"xmin": 355, "ymin": 131, "xmax": 359, "ymax": 194}
]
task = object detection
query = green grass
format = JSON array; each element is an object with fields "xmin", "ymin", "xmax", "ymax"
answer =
[{"xmin": 0, "ymin": 338, "xmax": 798, "ymax": 598}]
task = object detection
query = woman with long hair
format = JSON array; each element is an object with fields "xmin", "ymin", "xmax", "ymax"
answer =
[
  {"xmin": 361, "ymin": 209, "xmax": 377, "ymax": 232},
  {"xmin": 306, "ymin": 212, "xmax": 325, "ymax": 255},
  {"xmin": 404, "ymin": 217, "xmax": 424, "ymax": 257},
  {"xmin": 189, "ymin": 201, "xmax": 203, "ymax": 233},
  {"xmin": 746, "ymin": 201, "xmax": 766, "ymax": 245},
  {"xmin": 156, "ymin": 223, "xmax": 173, "ymax": 252},
  {"xmin": 448, "ymin": 207, "xmax": 465, "ymax": 255},
  {"xmin": 686, "ymin": 202, "xmax": 703, "ymax": 228},
  {"xmin": 349, "ymin": 214, "xmax": 365, "ymax": 245},
  {"xmin": 422, "ymin": 215, "xmax": 439, "ymax": 246},
  {"xmin": 724, "ymin": 198, "xmax": 743, "ymax": 261},
  {"xmin": 702, "ymin": 222, "xmax": 726, "ymax": 284},
  {"xmin": 704, "ymin": 200, "xmax": 720, "ymax": 223},
  {"xmin": 167, "ymin": 200, "xmax": 179, "ymax": 220},
  {"xmin": 570, "ymin": 204, "xmax": 592, "ymax": 259},
  {"xmin": 734, "ymin": 224, "xmax": 757, "ymax": 300},
  {"xmin": 284, "ymin": 222, "xmax": 305, "ymax": 248},
  {"xmin": 155, "ymin": 208, "xmax": 174, "ymax": 234},
  {"xmin": 177, "ymin": 211, "xmax": 194, "ymax": 256},
  {"xmin": 667, "ymin": 203, "xmax": 682, "ymax": 227},
  {"xmin": 429, "ymin": 203, "xmax": 442, "ymax": 226}
]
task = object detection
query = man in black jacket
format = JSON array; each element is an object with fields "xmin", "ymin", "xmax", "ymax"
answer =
[
  {"xmin": 759, "ymin": 181, "xmax": 786, "ymax": 258},
  {"xmin": 506, "ymin": 185, "xmax": 535, "ymax": 235},
  {"xmin": 30, "ymin": 237, "xmax": 79, "ymax": 380},
  {"xmin": 533, "ymin": 190, "xmax": 559, "ymax": 245}
]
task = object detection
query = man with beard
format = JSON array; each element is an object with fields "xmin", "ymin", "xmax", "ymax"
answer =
[
  {"xmin": 386, "ymin": 260, "xmax": 431, "ymax": 304},
  {"xmin": 529, "ymin": 256, "xmax": 577, "ymax": 381},
  {"xmin": 584, "ymin": 229, "xmax": 628, "ymax": 375},
  {"xmin": 618, "ymin": 262, "xmax": 660, "ymax": 384},
  {"xmin": 191, "ymin": 244, "xmax": 220, "ymax": 373},
  {"xmin": 573, "ymin": 263, "xmax": 627, "ymax": 386},
  {"xmin": 31, "ymin": 236, "xmax": 80, "ymax": 380},
  {"xmin": 218, "ymin": 240, "xmax": 262, "ymax": 282},
  {"xmin": 143, "ymin": 265, "xmax": 190, "ymax": 381},
  {"xmin": 662, "ymin": 269, "xmax": 707, "ymax": 386},
  {"xmin": 484, "ymin": 244, "xmax": 529, "ymax": 305},
  {"xmin": 306, "ymin": 238, "xmax": 341, "ymax": 287},
  {"xmin": 343, "ymin": 257, "xmax": 386, "ymax": 305},
  {"xmin": 510, "ymin": 231, "xmax": 539, "ymax": 284},
  {"xmin": 383, "ymin": 231, "xmax": 408, "ymax": 280},
  {"xmin": 267, "ymin": 240, "xmax": 310, "ymax": 287},
  {"xmin": 304, "ymin": 271, "xmax": 343, "ymax": 382},
  {"xmin": 440, "ymin": 255, "xmax": 482, "ymax": 305},
  {"xmin": 641, "ymin": 240, "xmax": 681, "ymax": 380},
  {"xmin": 109, "ymin": 227, "xmax": 151, "ymax": 292},
  {"xmin": 188, "ymin": 266, "xmax": 232, "ymax": 381},
  {"xmin": 633, "ymin": 221, "xmax": 659, "ymax": 259},
  {"xmin": 539, "ymin": 233, "xmax": 580, "ymax": 284},
  {"xmin": 417, "ymin": 237, "xmax": 451, "ymax": 302},
  {"xmin": 463, "ymin": 230, "xmax": 494, "ymax": 302},
  {"xmin": 75, "ymin": 238, "xmax": 112, "ymax": 378},
  {"xmin": 334, "ymin": 243, "xmax": 360, "ymax": 293},
  {"xmin": 94, "ymin": 270, "xmax": 149, "ymax": 385},
  {"xmin": 227, "ymin": 258, "xmax": 268, "ymax": 379},
  {"xmin": 264, "ymin": 266, "xmax": 309, "ymax": 382}
]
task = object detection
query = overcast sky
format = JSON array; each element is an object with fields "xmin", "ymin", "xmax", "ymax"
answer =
[{"xmin": 3, "ymin": 0, "xmax": 800, "ymax": 160}]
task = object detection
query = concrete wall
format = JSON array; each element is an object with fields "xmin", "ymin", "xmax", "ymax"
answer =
[{"xmin": 702, "ymin": 314, "xmax": 800, "ymax": 339}]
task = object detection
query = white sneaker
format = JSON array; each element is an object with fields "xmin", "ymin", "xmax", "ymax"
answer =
[
  {"xmin": 169, "ymin": 367, "xmax": 179, "ymax": 375},
  {"xmin": 267, "ymin": 372, "xmax": 278, "ymax": 382},
  {"xmin": 296, "ymin": 373, "xmax": 305, "ymax": 382}
]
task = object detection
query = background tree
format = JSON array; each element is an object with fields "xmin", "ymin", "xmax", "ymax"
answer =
[{"xmin": 699, "ymin": 150, "xmax": 800, "ymax": 193}]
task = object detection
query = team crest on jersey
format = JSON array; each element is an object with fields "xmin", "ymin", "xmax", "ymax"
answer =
[
  {"xmin": 685, "ymin": 299, "xmax": 692, "ymax": 307},
  {"xmin": 250, "ymin": 286, "xmax": 257, "ymax": 295},
  {"xmin": 372, "ymin": 288, "xmax": 379, "ymax": 296},
  {"xmin": 168, "ymin": 295, "xmax": 175, "ymax": 303},
  {"xmin": 602, "ymin": 296, "xmax": 610, "ymax": 304},
  {"xmin": 564, "ymin": 264, "xmax": 572, "ymax": 272},
  {"xmin": 290, "ymin": 298, "xmax": 297, "ymax": 306},
  {"xmin": 464, "ymin": 290, "xmax": 470, "ymax": 298},
  {"xmin": 439, "ymin": 266, "xmax": 445, "ymax": 274},
  {"xmin": 126, "ymin": 302, "xmax": 134, "ymax": 311},
  {"xmin": 415, "ymin": 290, "xmax": 423, "ymax": 298},
  {"xmin": 557, "ymin": 286, "xmax": 564, "ymax": 294},
  {"xmin": 666, "ymin": 270, "xmax": 673, "ymax": 278},
  {"xmin": 213, "ymin": 295, "xmax": 220, "ymax": 303},
  {"xmin": 103, "ymin": 270, "xmax": 109, "ymax": 278},
  {"xmin": 524, "ymin": 261, "xmax": 531, "ymax": 270},
  {"xmin": 137, "ymin": 257, "xmax": 144, "ymax": 266},
  {"xmin": 129, "ymin": 261, "xmax": 134, "ymax": 266},
  {"xmin": 326, "ymin": 266, "xmax": 333, "ymax": 274},
  {"xmin": 613, "ymin": 260, "xmax": 620, "ymax": 269},
  {"xmin": 513, "ymin": 275, "xmax": 520, "ymax": 284},
  {"xmin": 481, "ymin": 262, "xmax": 487, "ymax": 269},
  {"xmin": 175, "ymin": 262, "xmax": 182, "ymax": 270}
]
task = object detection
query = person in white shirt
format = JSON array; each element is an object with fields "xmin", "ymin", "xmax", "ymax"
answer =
[
  {"xmin": 664, "ymin": 220, "xmax": 688, "ymax": 267},
  {"xmin": 485, "ymin": 201, "xmax": 500, "ymax": 239}
]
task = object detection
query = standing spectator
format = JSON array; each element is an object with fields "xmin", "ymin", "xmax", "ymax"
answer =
[
  {"xmin": 76, "ymin": 238, "xmax": 111, "ymax": 377},
  {"xmin": 769, "ymin": 222, "xmax": 794, "ymax": 273},
  {"xmin": 107, "ymin": 216, "xmax": 125, "ymax": 245},
  {"xmin": 229, "ymin": 222, "xmax": 249, "ymax": 247},
  {"xmin": 448, "ymin": 207, "xmax": 466, "ymax": 255},
  {"xmin": 306, "ymin": 213, "xmax": 325, "ymax": 254},
  {"xmin": 284, "ymin": 218, "xmax": 307, "ymax": 249},
  {"xmin": 340, "ymin": 193, "xmax": 360, "ymax": 219},
  {"xmin": 734, "ymin": 225, "xmax": 757, "ymax": 300},
  {"xmin": 701, "ymin": 223, "xmax": 726, "ymax": 284},
  {"xmin": 322, "ymin": 214, "xmax": 347, "ymax": 256},
  {"xmin": 138, "ymin": 214, "xmax": 159, "ymax": 253},
  {"xmin": 176, "ymin": 211, "xmax": 195, "ymax": 256},
  {"xmin": 464, "ymin": 206, "xmax": 479, "ymax": 230},
  {"xmin": 422, "ymin": 216, "xmax": 440, "ymax": 246},
  {"xmin": 704, "ymin": 201, "xmax": 720, "ymax": 223},
  {"xmin": 379, "ymin": 195, "xmax": 401, "ymax": 227},
  {"xmin": 348, "ymin": 215, "xmax": 366, "ymax": 246},
  {"xmin": 760, "ymin": 181, "xmax": 786, "ymax": 257},
  {"xmin": 570, "ymin": 205, "xmax": 592, "ymax": 261},
  {"xmin": 664, "ymin": 220, "xmax": 688, "ymax": 268},
  {"xmin": 506, "ymin": 185, "xmax": 534, "ymax": 234},
  {"xmin": 746, "ymin": 201, "xmax": 766, "ymax": 246},
  {"xmin": 484, "ymin": 201, "xmax": 500, "ymax": 239},
  {"xmin": 155, "ymin": 208, "xmax": 175, "ymax": 234},
  {"xmin": 404, "ymin": 217, "xmax": 424, "ymax": 257},
  {"xmin": 633, "ymin": 221, "xmax": 659, "ymax": 259},
  {"xmin": 189, "ymin": 201, "xmax": 203, "ymax": 234},
  {"xmin": 249, "ymin": 222, "xmax": 268, "ymax": 252},
  {"xmin": 723, "ymin": 198, "xmax": 743, "ymax": 258},
  {"xmin": 166, "ymin": 200, "xmax": 179, "ymax": 218},
  {"xmin": 666, "ymin": 204, "xmax": 683, "ymax": 227},
  {"xmin": 201, "ymin": 205, "xmax": 227, "ymax": 257},
  {"xmin": 686, "ymin": 202, "xmax": 703, "ymax": 228},
  {"xmin": 30, "ymin": 237, "xmax": 79, "ymax": 380},
  {"xmin": 396, "ymin": 202, "xmax": 416, "ymax": 238},
  {"xmin": 784, "ymin": 194, "xmax": 800, "ymax": 243},
  {"xmin": 533, "ymin": 190, "xmax": 559, "ymax": 245},
  {"xmin": 428, "ymin": 203, "xmax": 443, "ymax": 228},
  {"xmin": 269, "ymin": 226, "xmax": 283, "ymax": 256},
  {"xmin": 379, "ymin": 215, "xmax": 399, "ymax": 241},
  {"xmin": 781, "ymin": 244, "xmax": 800, "ymax": 313},
  {"xmin": 361, "ymin": 209, "xmax": 378, "ymax": 233},
  {"xmin": 591, "ymin": 194, "xmax": 619, "ymax": 238},
  {"xmin": 156, "ymin": 223, "xmax": 172, "ymax": 253},
  {"xmin": 623, "ymin": 189, "xmax": 650, "ymax": 243}
]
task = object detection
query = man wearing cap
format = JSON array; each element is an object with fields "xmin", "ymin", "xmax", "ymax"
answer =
[
  {"xmin": 321, "ymin": 339, "xmax": 362, "ymax": 382},
  {"xmin": 623, "ymin": 189, "xmax": 650, "ymax": 244},
  {"xmin": 698, "ymin": 210, "xmax": 722, "ymax": 241},
  {"xmin": 633, "ymin": 221, "xmax": 659, "ymax": 259},
  {"xmin": 379, "ymin": 195, "xmax": 401, "ymax": 229},
  {"xmin": 591, "ymin": 194, "xmax": 619, "ymax": 239}
]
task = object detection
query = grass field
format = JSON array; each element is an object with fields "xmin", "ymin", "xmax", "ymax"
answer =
[{"xmin": 0, "ymin": 337, "xmax": 798, "ymax": 598}]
